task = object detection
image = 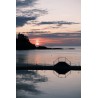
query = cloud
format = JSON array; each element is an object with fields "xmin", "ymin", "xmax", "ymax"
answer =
[
  {"xmin": 16, "ymin": 8, "xmax": 48, "ymax": 27},
  {"xmin": 75, "ymin": 30, "xmax": 81, "ymax": 33},
  {"xmin": 16, "ymin": 70, "xmax": 48, "ymax": 97},
  {"xmin": 16, "ymin": 8, "xmax": 48, "ymax": 17},
  {"xmin": 38, "ymin": 21, "xmax": 79, "ymax": 26},
  {"xmin": 28, "ymin": 32, "xmax": 81, "ymax": 38},
  {"xmin": 16, "ymin": 0, "xmax": 48, "ymax": 27},
  {"xmin": 41, "ymin": 25, "xmax": 66, "ymax": 30},
  {"xmin": 16, "ymin": 0, "xmax": 47, "ymax": 17},
  {"xmin": 16, "ymin": 16, "xmax": 37, "ymax": 27},
  {"xmin": 16, "ymin": 0, "xmax": 37, "ymax": 7}
]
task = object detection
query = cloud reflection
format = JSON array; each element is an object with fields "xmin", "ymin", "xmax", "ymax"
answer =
[{"xmin": 16, "ymin": 70, "xmax": 48, "ymax": 98}]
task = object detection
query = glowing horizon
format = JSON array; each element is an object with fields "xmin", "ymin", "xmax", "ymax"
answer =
[{"xmin": 29, "ymin": 37, "xmax": 81, "ymax": 46}]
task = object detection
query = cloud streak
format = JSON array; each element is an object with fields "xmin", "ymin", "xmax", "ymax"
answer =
[
  {"xmin": 28, "ymin": 32, "xmax": 81, "ymax": 38},
  {"xmin": 16, "ymin": 16, "xmax": 37, "ymax": 27},
  {"xmin": 16, "ymin": 8, "xmax": 48, "ymax": 17},
  {"xmin": 38, "ymin": 21, "xmax": 79, "ymax": 26},
  {"xmin": 16, "ymin": 0, "xmax": 37, "ymax": 7}
]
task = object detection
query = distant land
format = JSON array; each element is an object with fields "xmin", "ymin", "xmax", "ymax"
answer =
[{"xmin": 16, "ymin": 33, "xmax": 62, "ymax": 50}]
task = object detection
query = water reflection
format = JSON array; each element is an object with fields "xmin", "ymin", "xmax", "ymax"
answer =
[
  {"xmin": 16, "ymin": 47, "xmax": 81, "ymax": 65},
  {"xmin": 16, "ymin": 70, "xmax": 81, "ymax": 98},
  {"xmin": 16, "ymin": 70, "xmax": 48, "ymax": 98},
  {"xmin": 16, "ymin": 51, "xmax": 28, "ymax": 63}
]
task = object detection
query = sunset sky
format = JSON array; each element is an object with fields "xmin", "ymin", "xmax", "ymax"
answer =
[{"xmin": 16, "ymin": 0, "xmax": 81, "ymax": 46}]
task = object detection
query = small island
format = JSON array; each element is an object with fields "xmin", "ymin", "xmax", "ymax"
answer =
[{"xmin": 16, "ymin": 33, "xmax": 62, "ymax": 50}]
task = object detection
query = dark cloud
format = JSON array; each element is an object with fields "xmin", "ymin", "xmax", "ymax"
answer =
[
  {"xmin": 28, "ymin": 32, "xmax": 81, "ymax": 39},
  {"xmin": 16, "ymin": 0, "xmax": 37, "ymax": 7},
  {"xmin": 16, "ymin": 16, "xmax": 37, "ymax": 27},
  {"xmin": 38, "ymin": 21, "xmax": 79, "ymax": 26},
  {"xmin": 75, "ymin": 30, "xmax": 81, "ymax": 33},
  {"xmin": 40, "ymin": 25, "xmax": 66, "ymax": 30},
  {"xmin": 49, "ymin": 26, "xmax": 65, "ymax": 29},
  {"xmin": 16, "ymin": 8, "xmax": 48, "ymax": 27},
  {"xmin": 16, "ymin": 0, "xmax": 48, "ymax": 27}
]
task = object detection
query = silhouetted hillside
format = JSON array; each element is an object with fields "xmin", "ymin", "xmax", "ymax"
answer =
[
  {"xmin": 16, "ymin": 33, "xmax": 36, "ymax": 50},
  {"xmin": 16, "ymin": 33, "xmax": 62, "ymax": 50}
]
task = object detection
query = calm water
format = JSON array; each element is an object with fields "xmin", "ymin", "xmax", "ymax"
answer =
[
  {"xmin": 16, "ymin": 46, "xmax": 81, "ymax": 65},
  {"xmin": 16, "ymin": 46, "xmax": 81, "ymax": 98}
]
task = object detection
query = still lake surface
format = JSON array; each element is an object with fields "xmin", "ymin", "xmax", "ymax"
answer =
[{"xmin": 16, "ymin": 46, "xmax": 81, "ymax": 98}]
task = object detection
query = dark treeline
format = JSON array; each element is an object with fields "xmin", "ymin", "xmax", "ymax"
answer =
[{"xmin": 16, "ymin": 33, "xmax": 36, "ymax": 50}]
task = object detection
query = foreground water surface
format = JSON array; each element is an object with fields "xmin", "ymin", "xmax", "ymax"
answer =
[{"xmin": 16, "ymin": 46, "xmax": 81, "ymax": 98}]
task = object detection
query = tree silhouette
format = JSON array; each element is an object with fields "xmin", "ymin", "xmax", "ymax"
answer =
[{"xmin": 16, "ymin": 33, "xmax": 36, "ymax": 50}]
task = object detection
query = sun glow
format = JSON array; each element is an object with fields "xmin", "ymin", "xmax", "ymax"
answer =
[{"xmin": 35, "ymin": 39, "xmax": 40, "ymax": 46}]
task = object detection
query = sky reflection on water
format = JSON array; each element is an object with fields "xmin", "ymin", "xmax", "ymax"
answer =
[{"xmin": 16, "ymin": 70, "xmax": 81, "ymax": 98}]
